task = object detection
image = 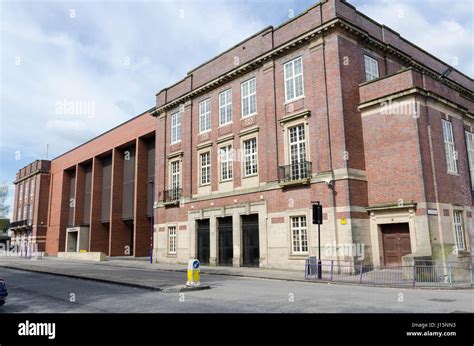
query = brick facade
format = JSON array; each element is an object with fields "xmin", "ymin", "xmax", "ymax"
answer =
[
  {"xmin": 10, "ymin": 0, "xmax": 473, "ymax": 270},
  {"xmin": 10, "ymin": 160, "xmax": 51, "ymax": 252}
]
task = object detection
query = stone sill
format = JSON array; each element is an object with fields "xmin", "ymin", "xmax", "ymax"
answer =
[
  {"xmin": 288, "ymin": 255, "xmax": 308, "ymax": 260},
  {"xmin": 163, "ymin": 201, "xmax": 180, "ymax": 208},
  {"xmin": 279, "ymin": 178, "xmax": 311, "ymax": 188},
  {"xmin": 455, "ymin": 251, "xmax": 471, "ymax": 257}
]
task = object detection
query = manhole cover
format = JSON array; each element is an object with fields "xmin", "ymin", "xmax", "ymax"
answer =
[{"xmin": 428, "ymin": 298, "xmax": 456, "ymax": 303}]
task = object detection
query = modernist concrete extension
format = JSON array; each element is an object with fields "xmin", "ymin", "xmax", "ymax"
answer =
[{"xmin": 9, "ymin": 0, "xmax": 474, "ymax": 272}]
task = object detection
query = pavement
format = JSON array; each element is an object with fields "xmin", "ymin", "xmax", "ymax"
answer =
[
  {"xmin": 1, "ymin": 266, "xmax": 473, "ymax": 313},
  {"xmin": 0, "ymin": 256, "xmax": 307, "ymax": 291},
  {"xmin": 1, "ymin": 256, "xmax": 473, "ymax": 290}
]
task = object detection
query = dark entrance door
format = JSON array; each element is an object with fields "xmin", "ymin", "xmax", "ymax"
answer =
[
  {"xmin": 242, "ymin": 214, "xmax": 259, "ymax": 267},
  {"xmin": 381, "ymin": 223, "xmax": 411, "ymax": 267},
  {"xmin": 127, "ymin": 220, "xmax": 134, "ymax": 256},
  {"xmin": 218, "ymin": 217, "xmax": 233, "ymax": 266},
  {"xmin": 196, "ymin": 219, "xmax": 210, "ymax": 265}
]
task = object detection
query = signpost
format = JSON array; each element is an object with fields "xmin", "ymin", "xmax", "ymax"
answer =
[{"xmin": 312, "ymin": 201, "xmax": 323, "ymax": 279}]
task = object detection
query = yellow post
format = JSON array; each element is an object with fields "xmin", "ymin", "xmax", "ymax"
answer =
[{"xmin": 186, "ymin": 259, "xmax": 200, "ymax": 287}]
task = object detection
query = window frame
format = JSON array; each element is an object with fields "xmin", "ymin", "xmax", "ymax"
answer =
[
  {"xmin": 30, "ymin": 177, "xmax": 35, "ymax": 197},
  {"xmin": 364, "ymin": 54, "xmax": 379, "ymax": 82},
  {"xmin": 200, "ymin": 151, "xmax": 211, "ymax": 186},
  {"xmin": 290, "ymin": 216, "xmax": 308, "ymax": 254},
  {"xmin": 17, "ymin": 183, "xmax": 23, "ymax": 221},
  {"xmin": 288, "ymin": 123, "xmax": 307, "ymax": 164},
  {"xmin": 465, "ymin": 131, "xmax": 474, "ymax": 188},
  {"xmin": 218, "ymin": 89, "xmax": 233, "ymax": 126},
  {"xmin": 168, "ymin": 226, "xmax": 177, "ymax": 254},
  {"xmin": 442, "ymin": 119, "xmax": 458, "ymax": 174},
  {"xmin": 27, "ymin": 204, "xmax": 33, "ymax": 225},
  {"xmin": 199, "ymin": 98, "xmax": 211, "ymax": 133},
  {"xmin": 24, "ymin": 180, "xmax": 29, "ymax": 200},
  {"xmin": 169, "ymin": 160, "xmax": 181, "ymax": 190},
  {"xmin": 219, "ymin": 144, "xmax": 233, "ymax": 182},
  {"xmin": 284, "ymin": 56, "xmax": 305, "ymax": 102},
  {"xmin": 453, "ymin": 210, "xmax": 466, "ymax": 252},
  {"xmin": 170, "ymin": 110, "xmax": 182, "ymax": 144},
  {"xmin": 17, "ymin": 203, "xmax": 21, "ymax": 221},
  {"xmin": 241, "ymin": 78, "xmax": 257, "ymax": 118},
  {"xmin": 18, "ymin": 182, "xmax": 23, "ymax": 205},
  {"xmin": 243, "ymin": 138, "xmax": 258, "ymax": 177}
]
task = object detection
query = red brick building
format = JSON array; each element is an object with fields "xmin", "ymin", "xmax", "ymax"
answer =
[
  {"xmin": 10, "ymin": 160, "xmax": 51, "ymax": 252},
  {"xmin": 10, "ymin": 0, "xmax": 473, "ymax": 270}
]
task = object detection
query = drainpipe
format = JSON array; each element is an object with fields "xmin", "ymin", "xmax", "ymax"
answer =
[
  {"xmin": 150, "ymin": 181, "xmax": 154, "ymax": 264},
  {"xmin": 320, "ymin": 15, "xmax": 339, "ymax": 263},
  {"xmin": 271, "ymin": 29, "xmax": 280, "ymax": 178},
  {"xmin": 427, "ymin": 123, "xmax": 448, "ymax": 275},
  {"xmin": 189, "ymin": 76, "xmax": 194, "ymax": 262}
]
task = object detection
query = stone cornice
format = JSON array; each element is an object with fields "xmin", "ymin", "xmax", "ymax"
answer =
[
  {"xmin": 14, "ymin": 170, "xmax": 49, "ymax": 184},
  {"xmin": 166, "ymin": 150, "xmax": 184, "ymax": 159},
  {"xmin": 156, "ymin": 168, "xmax": 368, "ymax": 208},
  {"xmin": 366, "ymin": 202, "xmax": 417, "ymax": 212},
  {"xmin": 358, "ymin": 86, "xmax": 474, "ymax": 121},
  {"xmin": 151, "ymin": 17, "xmax": 473, "ymax": 117},
  {"xmin": 151, "ymin": 18, "xmax": 340, "ymax": 115},
  {"xmin": 279, "ymin": 109, "xmax": 311, "ymax": 126},
  {"xmin": 337, "ymin": 19, "xmax": 473, "ymax": 102}
]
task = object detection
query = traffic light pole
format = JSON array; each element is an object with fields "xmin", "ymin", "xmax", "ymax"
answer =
[
  {"xmin": 312, "ymin": 201, "xmax": 323, "ymax": 280},
  {"xmin": 318, "ymin": 221, "xmax": 322, "ymax": 279}
]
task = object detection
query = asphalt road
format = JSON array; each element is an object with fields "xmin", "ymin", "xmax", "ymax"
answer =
[{"xmin": 0, "ymin": 267, "xmax": 472, "ymax": 313}]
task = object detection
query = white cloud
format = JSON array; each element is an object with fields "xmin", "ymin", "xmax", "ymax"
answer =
[
  {"xmin": 0, "ymin": 0, "xmax": 269, "ymax": 218},
  {"xmin": 0, "ymin": 0, "xmax": 472, "ymax": 220},
  {"xmin": 0, "ymin": 1, "xmax": 267, "ymax": 161},
  {"xmin": 351, "ymin": 0, "xmax": 473, "ymax": 76}
]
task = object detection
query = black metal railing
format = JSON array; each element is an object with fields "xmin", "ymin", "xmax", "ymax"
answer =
[
  {"xmin": 163, "ymin": 188, "xmax": 182, "ymax": 203},
  {"xmin": 10, "ymin": 220, "xmax": 28, "ymax": 228},
  {"xmin": 278, "ymin": 161, "xmax": 312, "ymax": 182},
  {"xmin": 305, "ymin": 258, "xmax": 474, "ymax": 288}
]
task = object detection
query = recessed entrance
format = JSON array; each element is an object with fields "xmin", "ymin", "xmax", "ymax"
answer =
[
  {"xmin": 242, "ymin": 214, "xmax": 259, "ymax": 267},
  {"xmin": 67, "ymin": 231, "xmax": 78, "ymax": 252},
  {"xmin": 123, "ymin": 219, "xmax": 134, "ymax": 256},
  {"xmin": 196, "ymin": 219, "xmax": 210, "ymax": 265},
  {"xmin": 381, "ymin": 223, "xmax": 412, "ymax": 267},
  {"xmin": 218, "ymin": 216, "xmax": 233, "ymax": 266},
  {"xmin": 65, "ymin": 226, "xmax": 89, "ymax": 252}
]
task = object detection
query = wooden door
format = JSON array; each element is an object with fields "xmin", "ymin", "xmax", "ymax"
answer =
[
  {"xmin": 381, "ymin": 223, "xmax": 411, "ymax": 267},
  {"xmin": 218, "ymin": 217, "xmax": 233, "ymax": 266},
  {"xmin": 196, "ymin": 219, "xmax": 210, "ymax": 265},
  {"xmin": 242, "ymin": 214, "xmax": 259, "ymax": 267}
]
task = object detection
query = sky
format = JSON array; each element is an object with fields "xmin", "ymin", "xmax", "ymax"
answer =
[{"xmin": 0, "ymin": 0, "xmax": 473, "ymax": 218}]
